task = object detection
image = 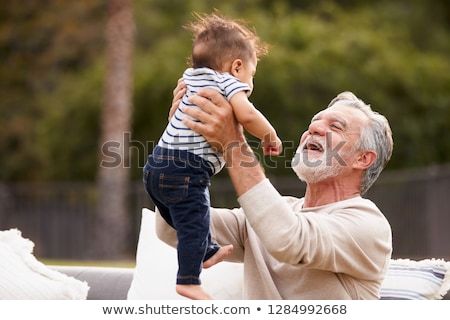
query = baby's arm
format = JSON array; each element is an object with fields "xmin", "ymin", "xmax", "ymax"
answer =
[{"xmin": 230, "ymin": 91, "xmax": 282, "ymax": 156}]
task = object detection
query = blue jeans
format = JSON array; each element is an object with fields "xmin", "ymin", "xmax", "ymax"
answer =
[{"xmin": 143, "ymin": 146, "xmax": 220, "ymax": 285}]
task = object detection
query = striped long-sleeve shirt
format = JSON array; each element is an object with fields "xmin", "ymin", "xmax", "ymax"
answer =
[{"xmin": 158, "ymin": 67, "xmax": 250, "ymax": 174}]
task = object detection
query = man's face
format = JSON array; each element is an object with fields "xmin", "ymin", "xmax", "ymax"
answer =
[{"xmin": 292, "ymin": 103, "xmax": 369, "ymax": 184}]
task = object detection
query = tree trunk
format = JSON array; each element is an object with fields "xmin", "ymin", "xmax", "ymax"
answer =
[{"xmin": 96, "ymin": 0, "xmax": 134, "ymax": 259}]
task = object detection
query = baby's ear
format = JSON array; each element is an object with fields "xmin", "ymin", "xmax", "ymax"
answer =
[{"xmin": 230, "ymin": 59, "xmax": 243, "ymax": 77}]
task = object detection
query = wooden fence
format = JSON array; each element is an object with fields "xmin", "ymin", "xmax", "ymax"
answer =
[{"xmin": 1, "ymin": 164, "xmax": 449, "ymax": 260}]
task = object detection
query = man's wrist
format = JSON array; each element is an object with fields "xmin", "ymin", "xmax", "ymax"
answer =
[
  {"xmin": 223, "ymin": 139, "xmax": 266, "ymax": 196},
  {"xmin": 224, "ymin": 140, "xmax": 259, "ymax": 169}
]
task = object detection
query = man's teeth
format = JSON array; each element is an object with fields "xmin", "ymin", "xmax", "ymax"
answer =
[{"xmin": 305, "ymin": 142, "xmax": 323, "ymax": 151}]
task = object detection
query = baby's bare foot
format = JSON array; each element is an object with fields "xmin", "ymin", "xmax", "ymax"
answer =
[
  {"xmin": 203, "ymin": 244, "xmax": 233, "ymax": 269},
  {"xmin": 176, "ymin": 284, "xmax": 212, "ymax": 300}
]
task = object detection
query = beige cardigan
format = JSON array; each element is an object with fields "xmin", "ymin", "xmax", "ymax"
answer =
[{"xmin": 156, "ymin": 178, "xmax": 392, "ymax": 299}]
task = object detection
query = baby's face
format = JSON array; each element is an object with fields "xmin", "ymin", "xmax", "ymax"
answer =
[{"xmin": 236, "ymin": 51, "xmax": 257, "ymax": 96}]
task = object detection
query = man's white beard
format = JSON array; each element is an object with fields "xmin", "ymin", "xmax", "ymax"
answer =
[{"xmin": 291, "ymin": 145, "xmax": 345, "ymax": 184}]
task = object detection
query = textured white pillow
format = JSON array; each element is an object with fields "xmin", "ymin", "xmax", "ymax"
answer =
[
  {"xmin": 127, "ymin": 208, "xmax": 243, "ymax": 300},
  {"xmin": 380, "ymin": 258, "xmax": 450, "ymax": 300},
  {"xmin": 0, "ymin": 229, "xmax": 89, "ymax": 299}
]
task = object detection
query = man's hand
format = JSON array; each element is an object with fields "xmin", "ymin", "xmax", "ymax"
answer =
[
  {"xmin": 168, "ymin": 78, "xmax": 186, "ymax": 121},
  {"xmin": 181, "ymin": 88, "xmax": 266, "ymax": 197},
  {"xmin": 183, "ymin": 88, "xmax": 245, "ymax": 153}
]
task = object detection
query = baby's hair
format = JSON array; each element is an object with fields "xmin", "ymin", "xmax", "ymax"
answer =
[{"xmin": 184, "ymin": 11, "xmax": 268, "ymax": 70}]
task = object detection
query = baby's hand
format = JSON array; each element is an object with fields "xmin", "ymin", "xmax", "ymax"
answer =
[{"xmin": 262, "ymin": 137, "xmax": 282, "ymax": 156}]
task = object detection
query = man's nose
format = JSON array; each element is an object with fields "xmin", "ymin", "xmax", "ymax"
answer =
[{"xmin": 308, "ymin": 120, "xmax": 326, "ymax": 136}]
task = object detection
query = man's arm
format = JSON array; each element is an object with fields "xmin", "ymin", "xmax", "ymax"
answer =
[{"xmin": 184, "ymin": 89, "xmax": 266, "ymax": 197}]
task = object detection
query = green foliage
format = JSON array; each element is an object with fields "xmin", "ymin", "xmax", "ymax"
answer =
[
  {"xmin": 0, "ymin": 0, "xmax": 105, "ymax": 180},
  {"xmin": 35, "ymin": 63, "xmax": 104, "ymax": 180},
  {"xmin": 1, "ymin": 0, "xmax": 449, "ymax": 181}
]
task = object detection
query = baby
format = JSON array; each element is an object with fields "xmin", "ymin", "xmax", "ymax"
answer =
[{"xmin": 143, "ymin": 12, "xmax": 282, "ymax": 300}]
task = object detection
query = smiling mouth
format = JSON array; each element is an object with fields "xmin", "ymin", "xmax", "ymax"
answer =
[{"xmin": 303, "ymin": 141, "xmax": 324, "ymax": 152}]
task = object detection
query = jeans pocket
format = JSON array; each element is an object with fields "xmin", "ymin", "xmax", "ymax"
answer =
[{"xmin": 159, "ymin": 173, "xmax": 190, "ymax": 203}]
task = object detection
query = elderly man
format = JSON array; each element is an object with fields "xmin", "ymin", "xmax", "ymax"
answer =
[{"xmin": 156, "ymin": 85, "xmax": 393, "ymax": 299}]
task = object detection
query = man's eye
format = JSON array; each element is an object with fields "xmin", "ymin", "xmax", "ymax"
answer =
[{"xmin": 331, "ymin": 124, "xmax": 342, "ymax": 130}]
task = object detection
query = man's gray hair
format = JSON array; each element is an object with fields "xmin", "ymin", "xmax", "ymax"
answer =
[{"xmin": 328, "ymin": 91, "xmax": 393, "ymax": 194}]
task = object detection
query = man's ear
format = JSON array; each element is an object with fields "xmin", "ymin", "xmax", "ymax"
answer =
[
  {"xmin": 354, "ymin": 150, "xmax": 377, "ymax": 170},
  {"xmin": 230, "ymin": 59, "xmax": 243, "ymax": 77}
]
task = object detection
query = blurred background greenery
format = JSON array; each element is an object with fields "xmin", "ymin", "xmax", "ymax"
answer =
[
  {"xmin": 1, "ymin": 0, "xmax": 449, "ymax": 182},
  {"xmin": 1, "ymin": 0, "xmax": 449, "ymax": 260}
]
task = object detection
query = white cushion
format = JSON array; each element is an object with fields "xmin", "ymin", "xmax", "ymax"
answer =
[
  {"xmin": 127, "ymin": 208, "xmax": 243, "ymax": 300},
  {"xmin": 0, "ymin": 229, "xmax": 89, "ymax": 299},
  {"xmin": 380, "ymin": 258, "xmax": 450, "ymax": 300}
]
